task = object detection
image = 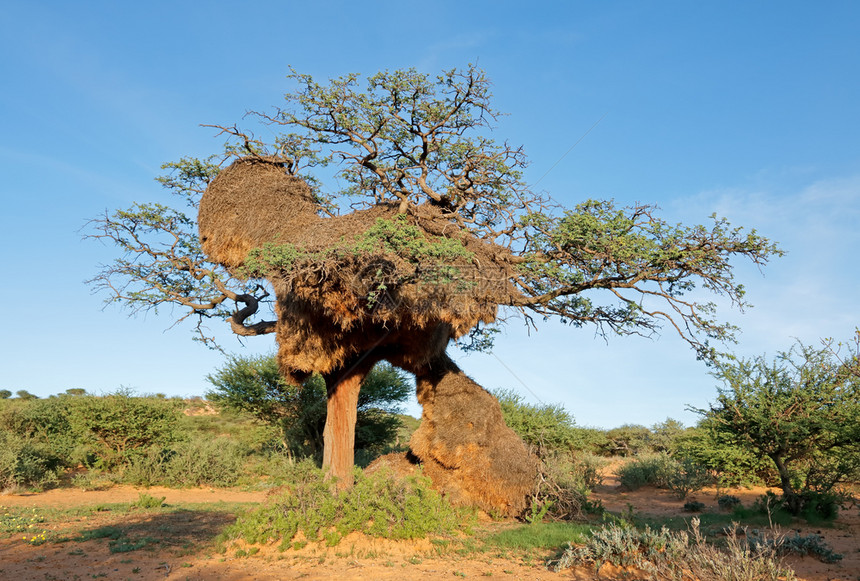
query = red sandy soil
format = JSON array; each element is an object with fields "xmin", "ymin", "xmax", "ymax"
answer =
[{"xmin": 0, "ymin": 472, "xmax": 857, "ymax": 581}]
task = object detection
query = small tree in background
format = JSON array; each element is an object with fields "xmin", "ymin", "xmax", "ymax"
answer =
[
  {"xmin": 0, "ymin": 390, "xmax": 11, "ymax": 400},
  {"xmin": 603, "ymin": 424, "xmax": 653, "ymax": 457},
  {"xmin": 493, "ymin": 388, "xmax": 579, "ymax": 454},
  {"xmin": 67, "ymin": 389, "xmax": 184, "ymax": 469},
  {"xmin": 650, "ymin": 418, "xmax": 686, "ymax": 454},
  {"xmin": 697, "ymin": 337, "xmax": 860, "ymax": 514},
  {"xmin": 207, "ymin": 355, "xmax": 411, "ymax": 463}
]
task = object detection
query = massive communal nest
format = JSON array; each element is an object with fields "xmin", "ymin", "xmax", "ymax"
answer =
[
  {"xmin": 199, "ymin": 158, "xmax": 539, "ymax": 517},
  {"xmin": 199, "ymin": 157, "xmax": 520, "ymax": 379}
]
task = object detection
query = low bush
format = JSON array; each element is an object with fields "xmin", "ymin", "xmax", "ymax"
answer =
[
  {"xmin": 717, "ymin": 495, "xmax": 741, "ymax": 511},
  {"xmin": 751, "ymin": 490, "xmax": 841, "ymax": 523},
  {"xmin": 683, "ymin": 501, "xmax": 705, "ymax": 512},
  {"xmin": 616, "ymin": 453, "xmax": 712, "ymax": 498},
  {"xmin": 223, "ymin": 461, "xmax": 472, "ymax": 549},
  {"xmin": 121, "ymin": 436, "xmax": 250, "ymax": 488},
  {"xmin": 551, "ymin": 518, "xmax": 798, "ymax": 581},
  {"xmin": 616, "ymin": 453, "xmax": 678, "ymax": 490},
  {"xmin": 748, "ymin": 529, "xmax": 842, "ymax": 564},
  {"xmin": 162, "ymin": 436, "xmax": 249, "ymax": 487},
  {"xmin": 0, "ymin": 432, "xmax": 64, "ymax": 491}
]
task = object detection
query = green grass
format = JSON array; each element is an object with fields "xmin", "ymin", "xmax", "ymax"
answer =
[{"xmin": 482, "ymin": 522, "xmax": 593, "ymax": 552}]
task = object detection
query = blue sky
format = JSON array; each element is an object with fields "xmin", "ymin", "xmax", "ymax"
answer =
[{"xmin": 1, "ymin": 1, "xmax": 858, "ymax": 428}]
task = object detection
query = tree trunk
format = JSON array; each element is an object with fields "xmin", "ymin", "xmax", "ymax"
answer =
[
  {"xmin": 771, "ymin": 453, "xmax": 801, "ymax": 514},
  {"xmin": 322, "ymin": 363, "xmax": 369, "ymax": 489}
]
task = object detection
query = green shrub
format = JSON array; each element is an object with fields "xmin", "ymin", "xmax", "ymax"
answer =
[
  {"xmin": 603, "ymin": 424, "xmax": 653, "ymax": 457},
  {"xmin": 0, "ymin": 431, "xmax": 64, "ymax": 490},
  {"xmin": 695, "ymin": 341, "xmax": 860, "ymax": 515},
  {"xmin": 666, "ymin": 458, "xmax": 714, "ymax": 499},
  {"xmin": 616, "ymin": 453, "xmax": 678, "ymax": 490},
  {"xmin": 494, "ymin": 388, "xmax": 581, "ymax": 455},
  {"xmin": 649, "ymin": 418, "xmax": 687, "ymax": 454},
  {"xmin": 751, "ymin": 490, "xmax": 841, "ymax": 524},
  {"xmin": 675, "ymin": 423, "xmax": 774, "ymax": 488},
  {"xmin": 616, "ymin": 453, "xmax": 712, "ymax": 498},
  {"xmin": 133, "ymin": 492, "xmax": 166, "ymax": 509},
  {"xmin": 684, "ymin": 501, "xmax": 706, "ymax": 512},
  {"xmin": 717, "ymin": 495, "xmax": 741, "ymax": 511},
  {"xmin": 162, "ymin": 436, "xmax": 248, "ymax": 487},
  {"xmin": 67, "ymin": 390, "xmax": 183, "ymax": 470},
  {"xmin": 121, "ymin": 436, "xmax": 250, "ymax": 488},
  {"xmin": 121, "ymin": 446, "xmax": 171, "ymax": 487},
  {"xmin": 207, "ymin": 356, "xmax": 410, "ymax": 462},
  {"xmin": 0, "ymin": 397, "xmax": 82, "ymax": 462},
  {"xmin": 224, "ymin": 461, "xmax": 471, "ymax": 548}
]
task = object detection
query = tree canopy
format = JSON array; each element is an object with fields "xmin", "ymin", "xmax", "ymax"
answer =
[
  {"xmin": 87, "ymin": 65, "xmax": 781, "ymax": 360},
  {"xmin": 206, "ymin": 356, "xmax": 410, "ymax": 461}
]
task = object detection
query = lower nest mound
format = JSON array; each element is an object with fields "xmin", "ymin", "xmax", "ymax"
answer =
[{"xmin": 370, "ymin": 355, "xmax": 539, "ymax": 517}]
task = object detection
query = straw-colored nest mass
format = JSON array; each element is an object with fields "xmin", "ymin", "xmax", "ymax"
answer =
[
  {"xmin": 199, "ymin": 157, "xmax": 520, "ymax": 378},
  {"xmin": 199, "ymin": 157, "xmax": 538, "ymax": 516}
]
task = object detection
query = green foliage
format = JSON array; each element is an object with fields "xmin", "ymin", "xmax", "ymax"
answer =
[
  {"xmin": 650, "ymin": 418, "xmax": 686, "ymax": 454},
  {"xmin": 675, "ymin": 422, "xmax": 774, "ymax": 488},
  {"xmin": 207, "ymin": 355, "xmax": 410, "ymax": 462},
  {"xmin": 133, "ymin": 493, "xmax": 166, "ymax": 509},
  {"xmin": 616, "ymin": 453, "xmax": 679, "ymax": 490},
  {"xmin": 15, "ymin": 390, "xmax": 38, "ymax": 400},
  {"xmin": 0, "ymin": 431, "xmax": 64, "ymax": 490},
  {"xmin": 603, "ymin": 424, "xmax": 654, "ymax": 457},
  {"xmin": 696, "ymin": 339, "xmax": 860, "ymax": 514},
  {"xmin": 493, "ymin": 388, "xmax": 581, "ymax": 455},
  {"xmin": 122, "ymin": 435, "xmax": 250, "ymax": 488},
  {"xmin": 0, "ymin": 390, "xmax": 11, "ymax": 399},
  {"xmin": 224, "ymin": 461, "xmax": 471, "ymax": 548},
  {"xmin": 717, "ymin": 495, "xmax": 741, "ymax": 511},
  {"xmin": 66, "ymin": 390, "xmax": 183, "ymax": 470},
  {"xmin": 482, "ymin": 522, "xmax": 592, "ymax": 552},
  {"xmin": 750, "ymin": 490, "xmax": 842, "ymax": 524},
  {"xmin": 683, "ymin": 501, "xmax": 706, "ymax": 512},
  {"xmin": 615, "ymin": 453, "xmax": 712, "ymax": 499}
]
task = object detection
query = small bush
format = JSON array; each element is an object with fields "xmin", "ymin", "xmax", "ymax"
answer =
[
  {"xmin": 616, "ymin": 453, "xmax": 678, "ymax": 490},
  {"xmin": 683, "ymin": 501, "xmax": 705, "ymax": 512},
  {"xmin": 717, "ymin": 495, "xmax": 741, "ymax": 511},
  {"xmin": 494, "ymin": 388, "xmax": 581, "ymax": 455},
  {"xmin": 666, "ymin": 458, "xmax": 713, "ymax": 498},
  {"xmin": 224, "ymin": 462, "xmax": 472, "ymax": 548},
  {"xmin": 551, "ymin": 518, "xmax": 798, "ymax": 581},
  {"xmin": 133, "ymin": 492, "xmax": 166, "ymax": 509},
  {"xmin": 0, "ymin": 432, "xmax": 63, "ymax": 490},
  {"xmin": 751, "ymin": 490, "xmax": 840, "ymax": 524},
  {"xmin": 748, "ymin": 529, "xmax": 842, "ymax": 564},
  {"xmin": 162, "ymin": 436, "xmax": 248, "ymax": 487},
  {"xmin": 615, "ymin": 453, "xmax": 711, "ymax": 498}
]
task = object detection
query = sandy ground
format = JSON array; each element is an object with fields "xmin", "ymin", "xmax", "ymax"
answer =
[{"xmin": 0, "ymin": 474, "xmax": 857, "ymax": 580}]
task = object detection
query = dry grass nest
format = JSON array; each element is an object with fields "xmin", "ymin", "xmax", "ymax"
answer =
[{"xmin": 199, "ymin": 157, "xmax": 521, "ymax": 375}]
